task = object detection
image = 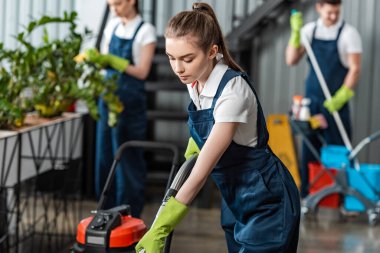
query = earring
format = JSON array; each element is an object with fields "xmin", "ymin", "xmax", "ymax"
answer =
[{"xmin": 216, "ymin": 53, "xmax": 223, "ymax": 61}]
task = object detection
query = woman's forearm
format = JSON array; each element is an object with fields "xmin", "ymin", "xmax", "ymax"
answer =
[{"xmin": 175, "ymin": 122, "xmax": 238, "ymax": 205}]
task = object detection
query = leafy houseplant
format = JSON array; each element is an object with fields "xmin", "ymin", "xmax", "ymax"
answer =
[
  {"xmin": 0, "ymin": 12, "xmax": 123, "ymax": 129},
  {"xmin": 0, "ymin": 71, "xmax": 24, "ymax": 129},
  {"xmin": 0, "ymin": 43, "xmax": 31, "ymax": 128}
]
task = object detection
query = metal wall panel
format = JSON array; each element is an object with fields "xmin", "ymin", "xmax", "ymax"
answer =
[
  {"xmin": 152, "ymin": 0, "xmax": 239, "ymax": 36},
  {"xmin": 368, "ymin": 1, "xmax": 380, "ymax": 161},
  {"xmin": 1, "ymin": 0, "xmax": 19, "ymax": 49},
  {"xmin": 255, "ymin": 0, "xmax": 380, "ymax": 163},
  {"xmin": 0, "ymin": 0, "xmax": 75, "ymax": 49}
]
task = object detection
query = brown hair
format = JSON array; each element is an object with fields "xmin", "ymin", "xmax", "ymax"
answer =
[
  {"xmin": 165, "ymin": 2, "xmax": 243, "ymax": 72},
  {"xmin": 134, "ymin": 0, "xmax": 139, "ymax": 13}
]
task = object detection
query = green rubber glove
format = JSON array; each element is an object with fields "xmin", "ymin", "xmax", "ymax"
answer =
[
  {"xmin": 289, "ymin": 10, "xmax": 303, "ymax": 48},
  {"xmin": 184, "ymin": 137, "xmax": 200, "ymax": 160},
  {"xmin": 323, "ymin": 85, "xmax": 355, "ymax": 113},
  {"xmin": 135, "ymin": 197, "xmax": 189, "ymax": 253},
  {"xmin": 84, "ymin": 48, "xmax": 129, "ymax": 72}
]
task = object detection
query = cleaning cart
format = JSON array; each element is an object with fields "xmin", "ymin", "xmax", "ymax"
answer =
[
  {"xmin": 300, "ymin": 130, "xmax": 380, "ymax": 225},
  {"xmin": 71, "ymin": 141, "xmax": 197, "ymax": 252},
  {"xmin": 290, "ymin": 118, "xmax": 341, "ymax": 208}
]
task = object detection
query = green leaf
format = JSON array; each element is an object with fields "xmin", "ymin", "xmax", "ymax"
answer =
[
  {"xmin": 27, "ymin": 21, "xmax": 37, "ymax": 33},
  {"xmin": 43, "ymin": 28, "xmax": 49, "ymax": 43}
]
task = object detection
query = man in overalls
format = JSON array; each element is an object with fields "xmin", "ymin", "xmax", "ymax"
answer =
[{"xmin": 285, "ymin": 0, "xmax": 362, "ymax": 198}]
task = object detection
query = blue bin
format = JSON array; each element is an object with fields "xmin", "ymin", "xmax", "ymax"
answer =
[
  {"xmin": 321, "ymin": 145, "xmax": 350, "ymax": 169},
  {"xmin": 344, "ymin": 164, "xmax": 380, "ymax": 211}
]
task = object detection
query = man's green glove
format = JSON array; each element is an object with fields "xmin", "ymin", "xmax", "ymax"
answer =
[
  {"xmin": 184, "ymin": 137, "xmax": 200, "ymax": 160},
  {"xmin": 81, "ymin": 48, "xmax": 129, "ymax": 72},
  {"xmin": 289, "ymin": 10, "xmax": 303, "ymax": 48},
  {"xmin": 135, "ymin": 197, "xmax": 189, "ymax": 253},
  {"xmin": 323, "ymin": 85, "xmax": 355, "ymax": 113}
]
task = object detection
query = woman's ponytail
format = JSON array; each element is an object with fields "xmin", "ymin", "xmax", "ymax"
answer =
[{"xmin": 165, "ymin": 2, "xmax": 244, "ymax": 72}]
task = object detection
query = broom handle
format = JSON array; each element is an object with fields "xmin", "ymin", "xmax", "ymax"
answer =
[{"xmin": 302, "ymin": 34, "xmax": 353, "ymax": 151}]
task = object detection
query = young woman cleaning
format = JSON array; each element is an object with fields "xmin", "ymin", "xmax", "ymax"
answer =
[{"xmin": 136, "ymin": 2, "xmax": 300, "ymax": 252}]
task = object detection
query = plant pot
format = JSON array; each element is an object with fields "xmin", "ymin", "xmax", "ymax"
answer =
[
  {"xmin": 34, "ymin": 99, "xmax": 74, "ymax": 118},
  {"xmin": 0, "ymin": 112, "xmax": 25, "ymax": 130}
]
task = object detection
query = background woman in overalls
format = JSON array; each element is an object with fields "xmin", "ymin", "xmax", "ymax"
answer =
[
  {"xmin": 136, "ymin": 2, "xmax": 300, "ymax": 253},
  {"xmin": 84, "ymin": 0, "xmax": 156, "ymax": 217},
  {"xmin": 286, "ymin": 0, "xmax": 362, "ymax": 198}
]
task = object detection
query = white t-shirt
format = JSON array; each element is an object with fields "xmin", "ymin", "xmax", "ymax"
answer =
[
  {"xmin": 301, "ymin": 18, "xmax": 362, "ymax": 68},
  {"xmin": 187, "ymin": 61, "xmax": 258, "ymax": 147},
  {"xmin": 102, "ymin": 15, "xmax": 156, "ymax": 65}
]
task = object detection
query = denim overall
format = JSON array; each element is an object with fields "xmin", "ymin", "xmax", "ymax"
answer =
[
  {"xmin": 188, "ymin": 69, "xmax": 300, "ymax": 252},
  {"xmin": 301, "ymin": 22, "xmax": 351, "ymax": 197},
  {"xmin": 95, "ymin": 22, "xmax": 147, "ymax": 217}
]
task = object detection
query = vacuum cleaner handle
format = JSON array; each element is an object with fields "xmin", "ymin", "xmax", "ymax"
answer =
[
  {"xmin": 138, "ymin": 154, "xmax": 197, "ymax": 253},
  {"xmin": 164, "ymin": 155, "xmax": 197, "ymax": 252},
  {"xmin": 349, "ymin": 130, "xmax": 380, "ymax": 161},
  {"xmin": 115, "ymin": 140, "xmax": 179, "ymax": 164},
  {"xmin": 167, "ymin": 154, "xmax": 197, "ymax": 192},
  {"xmin": 98, "ymin": 140, "xmax": 180, "ymax": 211},
  {"xmin": 153, "ymin": 154, "xmax": 197, "ymax": 224}
]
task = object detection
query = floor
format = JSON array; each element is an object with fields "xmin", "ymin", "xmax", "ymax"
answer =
[
  {"xmin": 141, "ymin": 203, "xmax": 380, "ymax": 253},
  {"xmin": 74, "ymin": 187, "xmax": 380, "ymax": 253},
  {"xmin": 9, "ymin": 185, "xmax": 380, "ymax": 253}
]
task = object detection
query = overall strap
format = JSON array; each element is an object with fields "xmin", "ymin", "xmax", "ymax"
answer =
[
  {"xmin": 335, "ymin": 21, "xmax": 345, "ymax": 41},
  {"xmin": 312, "ymin": 21, "xmax": 346, "ymax": 41},
  {"xmin": 211, "ymin": 69, "xmax": 240, "ymax": 108},
  {"xmin": 111, "ymin": 21, "xmax": 144, "ymax": 40},
  {"xmin": 112, "ymin": 22, "xmax": 120, "ymax": 35},
  {"xmin": 210, "ymin": 69, "xmax": 269, "ymax": 148},
  {"xmin": 311, "ymin": 21, "xmax": 318, "ymax": 42},
  {"xmin": 131, "ymin": 21, "xmax": 144, "ymax": 41},
  {"xmin": 240, "ymin": 73, "xmax": 269, "ymax": 148}
]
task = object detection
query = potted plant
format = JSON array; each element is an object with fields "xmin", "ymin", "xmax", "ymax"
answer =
[
  {"xmin": 0, "ymin": 43, "xmax": 31, "ymax": 128},
  {"xmin": 0, "ymin": 11, "xmax": 123, "ymax": 129}
]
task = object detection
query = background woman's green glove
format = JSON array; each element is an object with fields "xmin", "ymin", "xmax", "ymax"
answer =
[
  {"xmin": 77, "ymin": 48, "xmax": 129, "ymax": 72},
  {"xmin": 289, "ymin": 10, "xmax": 303, "ymax": 48},
  {"xmin": 184, "ymin": 137, "xmax": 200, "ymax": 160},
  {"xmin": 135, "ymin": 197, "xmax": 189, "ymax": 253},
  {"xmin": 323, "ymin": 85, "xmax": 355, "ymax": 113}
]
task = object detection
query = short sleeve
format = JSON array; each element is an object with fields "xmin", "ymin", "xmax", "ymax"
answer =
[
  {"xmin": 137, "ymin": 23, "xmax": 157, "ymax": 46},
  {"xmin": 213, "ymin": 76, "xmax": 256, "ymax": 123},
  {"xmin": 341, "ymin": 26, "xmax": 362, "ymax": 54}
]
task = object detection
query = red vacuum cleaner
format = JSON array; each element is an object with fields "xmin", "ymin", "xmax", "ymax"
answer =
[
  {"xmin": 71, "ymin": 140, "xmax": 186, "ymax": 253},
  {"xmin": 74, "ymin": 204, "xmax": 146, "ymax": 252}
]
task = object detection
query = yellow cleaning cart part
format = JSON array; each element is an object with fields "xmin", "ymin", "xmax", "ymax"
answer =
[{"xmin": 267, "ymin": 114, "xmax": 301, "ymax": 189}]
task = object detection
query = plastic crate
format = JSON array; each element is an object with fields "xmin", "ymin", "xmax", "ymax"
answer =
[
  {"xmin": 308, "ymin": 162, "xmax": 340, "ymax": 208},
  {"xmin": 321, "ymin": 145, "xmax": 350, "ymax": 169},
  {"xmin": 344, "ymin": 164, "xmax": 380, "ymax": 211}
]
